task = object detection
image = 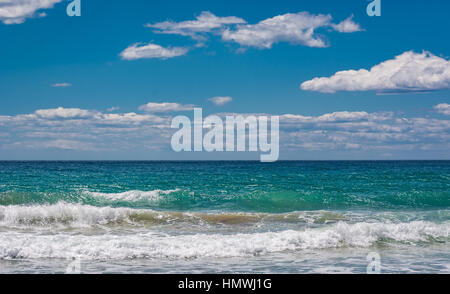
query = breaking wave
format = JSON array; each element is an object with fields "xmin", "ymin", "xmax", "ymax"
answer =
[
  {"xmin": 0, "ymin": 220, "xmax": 448, "ymax": 260},
  {"xmin": 0, "ymin": 203, "xmax": 448, "ymax": 260},
  {"xmin": 85, "ymin": 189, "xmax": 180, "ymax": 202},
  {"xmin": 0, "ymin": 202, "xmax": 349, "ymax": 228}
]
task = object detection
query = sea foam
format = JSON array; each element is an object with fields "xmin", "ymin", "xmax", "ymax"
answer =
[
  {"xmin": 0, "ymin": 206, "xmax": 447, "ymax": 260},
  {"xmin": 85, "ymin": 189, "xmax": 180, "ymax": 202}
]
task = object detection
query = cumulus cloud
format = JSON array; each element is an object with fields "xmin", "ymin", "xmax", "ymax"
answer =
[
  {"xmin": 34, "ymin": 107, "xmax": 96, "ymax": 119},
  {"xmin": 0, "ymin": 107, "xmax": 171, "ymax": 152},
  {"xmin": 208, "ymin": 109, "xmax": 450, "ymax": 155},
  {"xmin": 221, "ymin": 12, "xmax": 332, "ymax": 49},
  {"xmin": 331, "ymin": 15, "xmax": 363, "ymax": 33},
  {"xmin": 124, "ymin": 11, "xmax": 361, "ymax": 59},
  {"xmin": 99, "ymin": 112, "xmax": 165, "ymax": 124},
  {"xmin": 278, "ymin": 112, "xmax": 450, "ymax": 154},
  {"xmin": 51, "ymin": 83, "xmax": 71, "ymax": 88},
  {"xmin": 208, "ymin": 96, "xmax": 232, "ymax": 106},
  {"xmin": 120, "ymin": 43, "xmax": 189, "ymax": 60},
  {"xmin": 146, "ymin": 11, "xmax": 246, "ymax": 40},
  {"xmin": 138, "ymin": 102, "xmax": 195, "ymax": 113},
  {"xmin": 301, "ymin": 51, "xmax": 450, "ymax": 93},
  {"xmin": 0, "ymin": 0, "xmax": 62, "ymax": 24},
  {"xmin": 434, "ymin": 103, "xmax": 450, "ymax": 115},
  {"xmin": 280, "ymin": 111, "xmax": 392, "ymax": 124},
  {"xmin": 221, "ymin": 12, "xmax": 362, "ymax": 49}
]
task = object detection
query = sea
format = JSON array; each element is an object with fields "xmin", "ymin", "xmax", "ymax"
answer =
[{"xmin": 0, "ymin": 161, "xmax": 448, "ymax": 273}]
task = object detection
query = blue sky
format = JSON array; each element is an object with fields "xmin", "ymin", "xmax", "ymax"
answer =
[{"xmin": 0, "ymin": 0, "xmax": 449, "ymax": 160}]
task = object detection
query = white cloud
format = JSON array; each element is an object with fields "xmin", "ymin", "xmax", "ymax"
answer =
[
  {"xmin": 34, "ymin": 107, "xmax": 95, "ymax": 119},
  {"xmin": 146, "ymin": 11, "xmax": 246, "ymax": 40},
  {"xmin": 280, "ymin": 111, "xmax": 392, "ymax": 124},
  {"xmin": 51, "ymin": 82, "xmax": 71, "ymax": 88},
  {"xmin": 0, "ymin": 107, "xmax": 172, "ymax": 152},
  {"xmin": 221, "ymin": 12, "xmax": 362, "ymax": 49},
  {"xmin": 0, "ymin": 0, "xmax": 62, "ymax": 24},
  {"xmin": 331, "ymin": 15, "xmax": 363, "ymax": 33},
  {"xmin": 209, "ymin": 110, "xmax": 392, "ymax": 128},
  {"xmin": 434, "ymin": 103, "xmax": 450, "ymax": 115},
  {"xmin": 120, "ymin": 43, "xmax": 189, "ymax": 60},
  {"xmin": 211, "ymin": 109, "xmax": 450, "ymax": 155},
  {"xmin": 126, "ymin": 11, "xmax": 361, "ymax": 58},
  {"xmin": 208, "ymin": 96, "xmax": 232, "ymax": 106},
  {"xmin": 8, "ymin": 107, "xmax": 165, "ymax": 125},
  {"xmin": 301, "ymin": 51, "xmax": 450, "ymax": 93},
  {"xmin": 0, "ymin": 106, "xmax": 449, "ymax": 156},
  {"xmin": 222, "ymin": 12, "xmax": 332, "ymax": 49},
  {"xmin": 99, "ymin": 112, "xmax": 165, "ymax": 124},
  {"xmin": 138, "ymin": 102, "xmax": 195, "ymax": 113}
]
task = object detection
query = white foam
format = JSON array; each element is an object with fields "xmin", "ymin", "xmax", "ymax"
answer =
[
  {"xmin": 85, "ymin": 189, "xmax": 180, "ymax": 202},
  {"xmin": 0, "ymin": 220, "xmax": 447, "ymax": 260},
  {"xmin": 0, "ymin": 202, "xmax": 135, "ymax": 227}
]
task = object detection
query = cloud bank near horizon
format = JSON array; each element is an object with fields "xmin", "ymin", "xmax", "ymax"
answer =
[{"xmin": 0, "ymin": 104, "xmax": 448, "ymax": 158}]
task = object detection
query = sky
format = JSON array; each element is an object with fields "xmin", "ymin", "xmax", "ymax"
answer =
[{"xmin": 0, "ymin": 0, "xmax": 449, "ymax": 160}]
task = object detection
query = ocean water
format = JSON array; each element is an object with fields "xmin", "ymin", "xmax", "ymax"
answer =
[{"xmin": 0, "ymin": 161, "xmax": 448, "ymax": 274}]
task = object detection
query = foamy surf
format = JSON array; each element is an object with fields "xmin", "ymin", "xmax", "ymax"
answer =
[
  {"xmin": 0, "ymin": 202, "xmax": 269, "ymax": 228},
  {"xmin": 84, "ymin": 189, "xmax": 181, "ymax": 202},
  {"xmin": 0, "ymin": 202, "xmax": 350, "ymax": 228},
  {"xmin": 0, "ymin": 202, "xmax": 449, "ymax": 229},
  {"xmin": 0, "ymin": 205, "xmax": 448, "ymax": 261},
  {"xmin": 0, "ymin": 221, "xmax": 448, "ymax": 260},
  {"xmin": 0, "ymin": 161, "xmax": 448, "ymax": 273}
]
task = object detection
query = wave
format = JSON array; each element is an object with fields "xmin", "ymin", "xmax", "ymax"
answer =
[
  {"xmin": 84, "ymin": 189, "xmax": 180, "ymax": 202},
  {"xmin": 0, "ymin": 202, "xmax": 351, "ymax": 228},
  {"xmin": 1, "ymin": 187, "xmax": 449, "ymax": 213},
  {"xmin": 0, "ymin": 220, "xmax": 448, "ymax": 260},
  {"xmin": 0, "ymin": 203, "xmax": 132, "ymax": 228},
  {"xmin": 0, "ymin": 189, "xmax": 182, "ymax": 207},
  {"xmin": 1, "ymin": 202, "xmax": 449, "ymax": 228}
]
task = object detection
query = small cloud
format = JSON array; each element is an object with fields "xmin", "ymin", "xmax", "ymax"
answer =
[
  {"xmin": 434, "ymin": 103, "xmax": 450, "ymax": 115},
  {"xmin": 120, "ymin": 43, "xmax": 189, "ymax": 60},
  {"xmin": 107, "ymin": 107, "xmax": 120, "ymax": 112},
  {"xmin": 138, "ymin": 102, "xmax": 195, "ymax": 113},
  {"xmin": 51, "ymin": 83, "xmax": 72, "ymax": 88},
  {"xmin": 331, "ymin": 15, "xmax": 363, "ymax": 33},
  {"xmin": 208, "ymin": 96, "xmax": 233, "ymax": 106}
]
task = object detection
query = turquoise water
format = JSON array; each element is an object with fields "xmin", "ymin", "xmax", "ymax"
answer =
[{"xmin": 0, "ymin": 161, "xmax": 449, "ymax": 273}]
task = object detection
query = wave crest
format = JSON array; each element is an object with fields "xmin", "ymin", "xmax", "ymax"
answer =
[
  {"xmin": 0, "ymin": 221, "xmax": 448, "ymax": 260},
  {"xmin": 85, "ymin": 189, "xmax": 180, "ymax": 202}
]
